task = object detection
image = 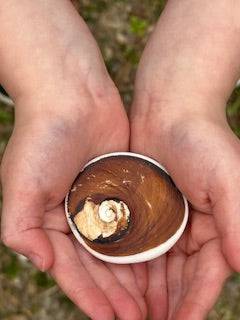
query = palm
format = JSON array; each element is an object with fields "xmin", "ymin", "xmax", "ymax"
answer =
[
  {"xmin": 1, "ymin": 104, "xmax": 149, "ymax": 320},
  {"xmin": 143, "ymin": 209, "xmax": 230, "ymax": 320},
  {"xmin": 44, "ymin": 205, "xmax": 147, "ymax": 320}
]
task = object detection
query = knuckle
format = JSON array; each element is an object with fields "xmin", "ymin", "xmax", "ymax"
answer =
[
  {"xmin": 1, "ymin": 214, "xmax": 42, "ymax": 250},
  {"xmin": 1, "ymin": 231, "xmax": 18, "ymax": 249},
  {"xmin": 70, "ymin": 286, "xmax": 84, "ymax": 297},
  {"xmin": 68, "ymin": 285, "xmax": 89, "ymax": 300},
  {"xmin": 15, "ymin": 215, "xmax": 42, "ymax": 232}
]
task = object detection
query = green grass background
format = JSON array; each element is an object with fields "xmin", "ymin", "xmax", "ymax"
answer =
[{"xmin": 1, "ymin": 1, "xmax": 240, "ymax": 319}]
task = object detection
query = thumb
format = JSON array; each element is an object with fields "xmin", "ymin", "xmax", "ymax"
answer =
[
  {"xmin": 211, "ymin": 151, "xmax": 240, "ymax": 272},
  {"xmin": 1, "ymin": 177, "xmax": 54, "ymax": 271}
]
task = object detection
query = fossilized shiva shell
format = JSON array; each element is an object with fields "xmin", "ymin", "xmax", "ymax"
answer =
[{"xmin": 65, "ymin": 152, "xmax": 188, "ymax": 264}]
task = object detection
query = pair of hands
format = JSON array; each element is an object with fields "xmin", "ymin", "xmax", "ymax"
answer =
[{"xmin": 1, "ymin": 1, "xmax": 240, "ymax": 319}]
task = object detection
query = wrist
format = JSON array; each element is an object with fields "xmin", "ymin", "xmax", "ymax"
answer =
[
  {"xmin": 13, "ymin": 81, "xmax": 129, "ymax": 161},
  {"xmin": 0, "ymin": 0, "xmax": 107, "ymax": 102},
  {"xmin": 131, "ymin": 86, "xmax": 227, "ymax": 128},
  {"xmin": 14, "ymin": 72, "xmax": 123, "ymax": 126},
  {"xmin": 132, "ymin": 0, "xmax": 240, "ymax": 123},
  {"xmin": 130, "ymin": 95, "xmax": 228, "ymax": 159}
]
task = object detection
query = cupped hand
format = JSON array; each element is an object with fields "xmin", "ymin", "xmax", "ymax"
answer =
[
  {"xmin": 0, "ymin": 1, "xmax": 149, "ymax": 318},
  {"xmin": 129, "ymin": 0, "xmax": 240, "ymax": 316},
  {"xmin": 131, "ymin": 109, "xmax": 240, "ymax": 318},
  {"xmin": 139, "ymin": 208, "xmax": 230, "ymax": 320},
  {"xmin": 0, "ymin": 64, "xmax": 148, "ymax": 320}
]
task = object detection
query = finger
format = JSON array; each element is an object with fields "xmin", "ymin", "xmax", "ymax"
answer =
[
  {"xmin": 75, "ymin": 243, "xmax": 143, "ymax": 320},
  {"xmin": 43, "ymin": 204, "xmax": 70, "ymax": 234},
  {"xmin": 145, "ymin": 255, "xmax": 168, "ymax": 320},
  {"xmin": 47, "ymin": 230, "xmax": 114, "ymax": 320},
  {"xmin": 212, "ymin": 155, "xmax": 240, "ymax": 272},
  {"xmin": 174, "ymin": 240, "xmax": 231, "ymax": 320},
  {"xmin": 106, "ymin": 262, "xmax": 147, "ymax": 320},
  {"xmin": 181, "ymin": 254, "xmax": 198, "ymax": 297},
  {"xmin": 1, "ymin": 186, "xmax": 53, "ymax": 271},
  {"xmin": 131, "ymin": 262, "xmax": 148, "ymax": 296},
  {"xmin": 167, "ymin": 252, "xmax": 186, "ymax": 319}
]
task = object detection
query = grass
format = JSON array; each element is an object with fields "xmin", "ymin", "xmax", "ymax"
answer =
[{"xmin": 0, "ymin": 1, "xmax": 240, "ymax": 319}]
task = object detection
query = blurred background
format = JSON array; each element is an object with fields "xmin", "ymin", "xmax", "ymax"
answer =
[{"xmin": 1, "ymin": 1, "xmax": 240, "ymax": 319}]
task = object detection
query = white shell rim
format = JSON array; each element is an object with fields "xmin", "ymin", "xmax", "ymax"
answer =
[{"xmin": 65, "ymin": 151, "xmax": 189, "ymax": 264}]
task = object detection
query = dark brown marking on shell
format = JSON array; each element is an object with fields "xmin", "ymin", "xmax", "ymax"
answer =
[{"xmin": 67, "ymin": 155, "xmax": 185, "ymax": 256}]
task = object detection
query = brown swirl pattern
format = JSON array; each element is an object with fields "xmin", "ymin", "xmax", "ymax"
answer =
[{"xmin": 67, "ymin": 155, "xmax": 185, "ymax": 256}]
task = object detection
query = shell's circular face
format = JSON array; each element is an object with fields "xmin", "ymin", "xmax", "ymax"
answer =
[{"xmin": 66, "ymin": 152, "xmax": 188, "ymax": 262}]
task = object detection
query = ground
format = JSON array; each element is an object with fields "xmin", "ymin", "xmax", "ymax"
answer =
[{"xmin": 1, "ymin": 1, "xmax": 240, "ymax": 319}]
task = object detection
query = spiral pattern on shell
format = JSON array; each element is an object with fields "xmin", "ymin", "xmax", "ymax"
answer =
[{"xmin": 66, "ymin": 154, "xmax": 186, "ymax": 257}]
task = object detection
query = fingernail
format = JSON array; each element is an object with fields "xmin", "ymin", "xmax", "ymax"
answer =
[{"xmin": 28, "ymin": 253, "xmax": 44, "ymax": 271}]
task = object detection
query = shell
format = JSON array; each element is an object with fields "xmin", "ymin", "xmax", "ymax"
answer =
[{"xmin": 65, "ymin": 152, "xmax": 188, "ymax": 264}]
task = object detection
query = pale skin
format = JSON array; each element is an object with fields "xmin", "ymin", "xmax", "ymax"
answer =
[{"xmin": 1, "ymin": 0, "xmax": 240, "ymax": 319}]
